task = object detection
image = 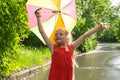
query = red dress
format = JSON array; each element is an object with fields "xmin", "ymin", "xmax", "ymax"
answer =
[{"xmin": 49, "ymin": 44, "xmax": 75, "ymax": 80}]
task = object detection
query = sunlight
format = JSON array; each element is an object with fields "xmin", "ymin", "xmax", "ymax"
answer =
[{"xmin": 111, "ymin": 0, "xmax": 120, "ymax": 6}]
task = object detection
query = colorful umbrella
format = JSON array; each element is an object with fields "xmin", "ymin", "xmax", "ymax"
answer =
[{"xmin": 26, "ymin": 0, "xmax": 77, "ymax": 44}]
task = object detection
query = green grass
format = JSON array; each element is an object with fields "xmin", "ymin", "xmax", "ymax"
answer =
[{"xmin": 18, "ymin": 46, "xmax": 51, "ymax": 69}]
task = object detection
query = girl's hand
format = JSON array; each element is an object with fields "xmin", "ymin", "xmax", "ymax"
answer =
[
  {"xmin": 97, "ymin": 19, "xmax": 110, "ymax": 30},
  {"xmin": 99, "ymin": 22, "xmax": 110, "ymax": 30},
  {"xmin": 35, "ymin": 8, "xmax": 42, "ymax": 17}
]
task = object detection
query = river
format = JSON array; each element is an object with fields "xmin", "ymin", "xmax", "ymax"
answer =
[{"xmin": 29, "ymin": 43, "xmax": 120, "ymax": 80}]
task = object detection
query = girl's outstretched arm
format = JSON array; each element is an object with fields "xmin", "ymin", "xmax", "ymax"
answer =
[
  {"xmin": 35, "ymin": 8, "xmax": 54, "ymax": 54},
  {"xmin": 72, "ymin": 23, "xmax": 109, "ymax": 49}
]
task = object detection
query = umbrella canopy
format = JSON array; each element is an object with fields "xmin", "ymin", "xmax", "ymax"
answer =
[{"xmin": 26, "ymin": 0, "xmax": 77, "ymax": 44}]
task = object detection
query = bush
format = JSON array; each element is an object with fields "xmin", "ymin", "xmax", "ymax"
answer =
[{"xmin": 0, "ymin": 0, "xmax": 28, "ymax": 77}]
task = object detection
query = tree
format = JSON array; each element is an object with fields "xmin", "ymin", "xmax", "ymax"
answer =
[
  {"xmin": 97, "ymin": 3, "xmax": 120, "ymax": 42},
  {"xmin": 110, "ymin": 4, "xmax": 120, "ymax": 42},
  {"xmin": 0, "ymin": 0, "xmax": 28, "ymax": 77}
]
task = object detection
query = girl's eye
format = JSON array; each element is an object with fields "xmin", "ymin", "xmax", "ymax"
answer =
[
  {"xmin": 59, "ymin": 33, "xmax": 64, "ymax": 36},
  {"xmin": 55, "ymin": 33, "xmax": 64, "ymax": 36}
]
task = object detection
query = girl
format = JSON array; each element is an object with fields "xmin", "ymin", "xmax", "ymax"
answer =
[{"xmin": 35, "ymin": 8, "xmax": 109, "ymax": 80}]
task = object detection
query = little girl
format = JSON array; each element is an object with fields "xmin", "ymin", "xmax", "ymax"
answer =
[{"xmin": 35, "ymin": 8, "xmax": 109, "ymax": 80}]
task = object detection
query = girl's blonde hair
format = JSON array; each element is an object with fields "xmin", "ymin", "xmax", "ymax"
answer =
[{"xmin": 55, "ymin": 27, "xmax": 68, "ymax": 35}]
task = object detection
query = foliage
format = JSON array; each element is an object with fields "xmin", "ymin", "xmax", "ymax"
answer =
[
  {"xmin": 18, "ymin": 46, "xmax": 51, "ymax": 69},
  {"xmin": 0, "ymin": 0, "xmax": 29, "ymax": 77},
  {"xmin": 21, "ymin": 32, "xmax": 45, "ymax": 47},
  {"xmin": 97, "ymin": 4, "xmax": 120, "ymax": 42},
  {"xmin": 112, "ymin": 18, "xmax": 120, "ymax": 42}
]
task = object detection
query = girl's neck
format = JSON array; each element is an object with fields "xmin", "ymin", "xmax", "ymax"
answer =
[{"xmin": 58, "ymin": 43, "xmax": 68, "ymax": 48}]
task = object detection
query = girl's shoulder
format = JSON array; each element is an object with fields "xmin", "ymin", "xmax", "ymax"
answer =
[{"xmin": 68, "ymin": 43, "xmax": 74, "ymax": 49}]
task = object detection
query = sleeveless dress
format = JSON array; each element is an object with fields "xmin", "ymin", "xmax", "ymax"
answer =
[{"xmin": 49, "ymin": 44, "xmax": 75, "ymax": 80}]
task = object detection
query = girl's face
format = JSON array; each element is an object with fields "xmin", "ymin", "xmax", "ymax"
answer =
[{"xmin": 54, "ymin": 28, "xmax": 68, "ymax": 45}]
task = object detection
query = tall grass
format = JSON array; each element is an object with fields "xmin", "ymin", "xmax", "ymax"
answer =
[{"xmin": 18, "ymin": 46, "xmax": 51, "ymax": 69}]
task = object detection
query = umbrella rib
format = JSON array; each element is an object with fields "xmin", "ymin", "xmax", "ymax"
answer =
[
  {"xmin": 60, "ymin": 0, "xmax": 76, "ymax": 20},
  {"xmin": 61, "ymin": 0, "xmax": 72, "ymax": 10},
  {"xmin": 61, "ymin": 13, "xmax": 76, "ymax": 20},
  {"xmin": 54, "ymin": 13, "xmax": 58, "ymax": 26},
  {"xmin": 48, "ymin": 0, "xmax": 57, "ymax": 10}
]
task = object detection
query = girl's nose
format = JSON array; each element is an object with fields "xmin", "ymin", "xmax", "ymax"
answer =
[{"xmin": 56, "ymin": 34, "xmax": 61, "ymax": 37}]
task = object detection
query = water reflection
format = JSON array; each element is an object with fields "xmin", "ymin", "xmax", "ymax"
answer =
[
  {"xmin": 109, "ymin": 56, "xmax": 120, "ymax": 69},
  {"xmin": 75, "ymin": 43, "xmax": 120, "ymax": 80}
]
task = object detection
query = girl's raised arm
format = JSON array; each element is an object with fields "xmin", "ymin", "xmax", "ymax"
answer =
[
  {"xmin": 72, "ymin": 23, "xmax": 109, "ymax": 49},
  {"xmin": 35, "ymin": 8, "xmax": 54, "ymax": 53}
]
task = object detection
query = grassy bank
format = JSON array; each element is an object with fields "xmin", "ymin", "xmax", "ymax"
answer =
[{"xmin": 18, "ymin": 46, "xmax": 51, "ymax": 70}]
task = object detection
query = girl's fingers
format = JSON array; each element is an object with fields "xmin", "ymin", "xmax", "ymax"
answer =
[
  {"xmin": 35, "ymin": 8, "xmax": 42, "ymax": 17},
  {"xmin": 35, "ymin": 8, "xmax": 42, "ymax": 14},
  {"xmin": 99, "ymin": 22, "xmax": 110, "ymax": 30}
]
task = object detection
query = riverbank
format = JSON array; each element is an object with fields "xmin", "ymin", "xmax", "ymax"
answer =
[
  {"xmin": 2, "ymin": 61, "xmax": 51, "ymax": 80},
  {"xmin": 3, "ymin": 54, "xmax": 92, "ymax": 80}
]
